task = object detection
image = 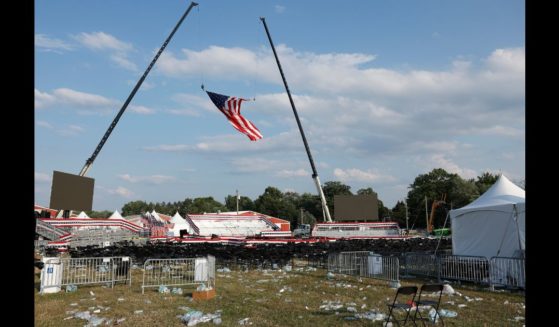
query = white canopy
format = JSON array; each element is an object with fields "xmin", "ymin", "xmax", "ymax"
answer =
[
  {"xmin": 450, "ymin": 175, "xmax": 525, "ymax": 259},
  {"xmin": 151, "ymin": 210, "xmax": 164, "ymax": 222},
  {"xmin": 168, "ymin": 212, "xmax": 193, "ymax": 236},
  {"xmin": 170, "ymin": 212, "xmax": 186, "ymax": 224},
  {"xmin": 108, "ymin": 210, "xmax": 123, "ymax": 220},
  {"xmin": 77, "ymin": 211, "xmax": 90, "ymax": 219}
]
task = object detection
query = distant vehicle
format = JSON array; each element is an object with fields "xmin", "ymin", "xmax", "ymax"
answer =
[{"xmin": 293, "ymin": 224, "xmax": 311, "ymax": 238}]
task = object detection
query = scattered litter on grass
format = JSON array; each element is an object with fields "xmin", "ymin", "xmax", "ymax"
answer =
[
  {"xmin": 134, "ymin": 310, "xmax": 143, "ymax": 315},
  {"xmin": 66, "ymin": 284, "xmax": 77, "ymax": 292},
  {"xmin": 159, "ymin": 285, "xmax": 170, "ymax": 293},
  {"xmin": 238, "ymin": 317, "xmax": 252, "ymax": 325}
]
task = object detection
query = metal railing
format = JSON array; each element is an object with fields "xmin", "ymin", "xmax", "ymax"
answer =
[
  {"xmin": 141, "ymin": 255, "xmax": 215, "ymax": 294},
  {"xmin": 403, "ymin": 252, "xmax": 439, "ymax": 278},
  {"xmin": 490, "ymin": 256, "xmax": 525, "ymax": 289},
  {"xmin": 438, "ymin": 255, "xmax": 490, "ymax": 285},
  {"xmin": 40, "ymin": 256, "xmax": 131, "ymax": 294},
  {"xmin": 36, "ymin": 219, "xmax": 67, "ymax": 240},
  {"xmin": 328, "ymin": 251, "xmax": 399, "ymax": 282}
]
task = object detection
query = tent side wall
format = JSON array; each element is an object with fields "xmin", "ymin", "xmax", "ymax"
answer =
[{"xmin": 451, "ymin": 203, "xmax": 525, "ymax": 259}]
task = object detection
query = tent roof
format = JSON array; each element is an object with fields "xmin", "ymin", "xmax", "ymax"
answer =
[
  {"xmin": 77, "ymin": 211, "xmax": 90, "ymax": 218},
  {"xmin": 109, "ymin": 210, "xmax": 123, "ymax": 219},
  {"xmin": 170, "ymin": 212, "xmax": 185, "ymax": 224},
  {"xmin": 454, "ymin": 174, "xmax": 524, "ymax": 212}
]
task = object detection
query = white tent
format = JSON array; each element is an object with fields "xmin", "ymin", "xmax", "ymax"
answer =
[
  {"xmin": 77, "ymin": 211, "xmax": 90, "ymax": 218},
  {"xmin": 169, "ymin": 212, "xmax": 193, "ymax": 236},
  {"xmin": 108, "ymin": 210, "xmax": 123, "ymax": 220},
  {"xmin": 151, "ymin": 210, "xmax": 164, "ymax": 223},
  {"xmin": 450, "ymin": 175, "xmax": 525, "ymax": 259}
]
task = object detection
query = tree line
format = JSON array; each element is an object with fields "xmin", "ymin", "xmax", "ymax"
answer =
[{"xmin": 95, "ymin": 168, "xmax": 521, "ymax": 229}]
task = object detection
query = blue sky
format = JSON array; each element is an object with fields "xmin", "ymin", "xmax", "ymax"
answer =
[{"xmin": 35, "ymin": 0, "xmax": 525, "ymax": 213}]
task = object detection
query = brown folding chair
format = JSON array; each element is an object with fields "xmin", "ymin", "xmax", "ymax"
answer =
[
  {"xmin": 412, "ymin": 284, "xmax": 445, "ymax": 326},
  {"xmin": 385, "ymin": 285, "xmax": 418, "ymax": 326}
]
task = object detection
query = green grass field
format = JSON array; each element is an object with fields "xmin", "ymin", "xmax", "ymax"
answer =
[{"xmin": 35, "ymin": 266, "xmax": 525, "ymax": 326}]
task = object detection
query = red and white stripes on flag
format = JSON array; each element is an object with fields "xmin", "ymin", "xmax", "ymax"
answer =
[{"xmin": 205, "ymin": 90, "xmax": 263, "ymax": 141}]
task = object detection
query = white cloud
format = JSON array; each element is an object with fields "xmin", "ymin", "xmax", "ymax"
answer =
[
  {"xmin": 35, "ymin": 88, "xmax": 153, "ymax": 115},
  {"xmin": 277, "ymin": 169, "xmax": 308, "ymax": 178},
  {"xmin": 74, "ymin": 32, "xmax": 137, "ymax": 71},
  {"xmin": 35, "ymin": 172, "xmax": 51, "ymax": 183},
  {"xmin": 35, "ymin": 34, "xmax": 74, "ymax": 52},
  {"xmin": 426, "ymin": 154, "xmax": 478, "ymax": 179},
  {"xmin": 275, "ymin": 5, "xmax": 286, "ymax": 14},
  {"xmin": 51, "ymin": 88, "xmax": 115, "ymax": 107},
  {"xmin": 333, "ymin": 168, "xmax": 396, "ymax": 183},
  {"xmin": 110, "ymin": 53, "xmax": 138, "ymax": 71},
  {"xmin": 36, "ymin": 121, "xmax": 53, "ymax": 129},
  {"xmin": 107, "ymin": 186, "xmax": 134, "ymax": 198},
  {"xmin": 56, "ymin": 124, "xmax": 85, "ymax": 136},
  {"xmin": 74, "ymin": 31, "xmax": 132, "ymax": 52},
  {"xmin": 35, "ymin": 89, "xmax": 57, "ymax": 109},
  {"xmin": 118, "ymin": 174, "xmax": 175, "ymax": 184},
  {"xmin": 485, "ymin": 47, "xmax": 525, "ymax": 75},
  {"xmin": 129, "ymin": 105, "xmax": 156, "ymax": 115}
]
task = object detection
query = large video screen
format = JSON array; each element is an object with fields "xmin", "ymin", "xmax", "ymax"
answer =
[
  {"xmin": 49, "ymin": 171, "xmax": 94, "ymax": 211},
  {"xmin": 334, "ymin": 194, "xmax": 379, "ymax": 221}
]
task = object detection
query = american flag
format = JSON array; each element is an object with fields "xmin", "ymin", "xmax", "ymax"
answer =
[{"xmin": 205, "ymin": 90, "xmax": 263, "ymax": 141}]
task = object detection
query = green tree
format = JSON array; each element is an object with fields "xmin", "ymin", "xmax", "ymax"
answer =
[
  {"xmin": 224, "ymin": 195, "xmax": 255, "ymax": 212},
  {"xmin": 121, "ymin": 200, "xmax": 150, "ymax": 216},
  {"xmin": 85, "ymin": 210, "xmax": 112, "ymax": 218},
  {"xmin": 188, "ymin": 197, "xmax": 227, "ymax": 214},
  {"xmin": 254, "ymin": 187, "xmax": 298, "ymax": 224},
  {"xmin": 356, "ymin": 187, "xmax": 374, "ymax": 195},
  {"xmin": 378, "ymin": 199, "xmax": 392, "ymax": 221},
  {"xmin": 297, "ymin": 192, "xmax": 322, "ymax": 221},
  {"xmin": 406, "ymin": 168, "xmax": 478, "ymax": 229},
  {"xmin": 391, "ymin": 201, "xmax": 407, "ymax": 227},
  {"xmin": 475, "ymin": 172, "xmax": 499, "ymax": 195}
]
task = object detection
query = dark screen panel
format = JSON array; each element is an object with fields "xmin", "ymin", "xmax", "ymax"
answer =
[
  {"xmin": 334, "ymin": 194, "xmax": 379, "ymax": 221},
  {"xmin": 49, "ymin": 171, "xmax": 94, "ymax": 211}
]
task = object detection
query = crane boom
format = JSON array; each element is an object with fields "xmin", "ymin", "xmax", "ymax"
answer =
[
  {"xmin": 427, "ymin": 194, "xmax": 446, "ymax": 233},
  {"xmin": 79, "ymin": 1, "xmax": 199, "ymax": 177},
  {"xmin": 260, "ymin": 17, "xmax": 332, "ymax": 222}
]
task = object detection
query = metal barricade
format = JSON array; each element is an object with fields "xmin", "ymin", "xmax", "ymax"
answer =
[
  {"xmin": 142, "ymin": 255, "xmax": 215, "ymax": 294},
  {"xmin": 328, "ymin": 251, "xmax": 399, "ymax": 282},
  {"xmin": 328, "ymin": 251, "xmax": 369, "ymax": 275},
  {"xmin": 40, "ymin": 256, "xmax": 132, "ymax": 293},
  {"xmin": 438, "ymin": 255, "xmax": 490, "ymax": 285},
  {"xmin": 360, "ymin": 254, "xmax": 400, "ymax": 282},
  {"xmin": 490, "ymin": 256, "xmax": 525, "ymax": 289},
  {"xmin": 403, "ymin": 253, "xmax": 439, "ymax": 278}
]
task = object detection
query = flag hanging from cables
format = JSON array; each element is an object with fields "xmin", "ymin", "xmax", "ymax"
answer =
[{"xmin": 204, "ymin": 89, "xmax": 263, "ymax": 141}]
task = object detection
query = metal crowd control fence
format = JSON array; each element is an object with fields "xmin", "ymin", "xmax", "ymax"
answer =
[
  {"xmin": 40, "ymin": 256, "xmax": 132, "ymax": 294},
  {"xmin": 328, "ymin": 251, "xmax": 399, "ymax": 283},
  {"xmin": 490, "ymin": 256, "xmax": 525, "ymax": 290},
  {"xmin": 328, "ymin": 251, "xmax": 370, "ymax": 275},
  {"xmin": 142, "ymin": 255, "xmax": 215, "ymax": 294},
  {"xmin": 360, "ymin": 254, "xmax": 400, "ymax": 282},
  {"xmin": 403, "ymin": 253, "xmax": 439, "ymax": 278},
  {"xmin": 438, "ymin": 255, "xmax": 490, "ymax": 285}
]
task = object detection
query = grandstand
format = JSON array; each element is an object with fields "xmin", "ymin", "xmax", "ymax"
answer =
[{"xmin": 186, "ymin": 211, "xmax": 290, "ymax": 237}]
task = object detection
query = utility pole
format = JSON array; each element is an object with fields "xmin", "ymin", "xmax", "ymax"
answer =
[
  {"xmin": 425, "ymin": 196, "xmax": 429, "ymax": 231},
  {"xmin": 236, "ymin": 189, "xmax": 239, "ymax": 215},
  {"xmin": 405, "ymin": 200, "xmax": 409, "ymax": 232}
]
